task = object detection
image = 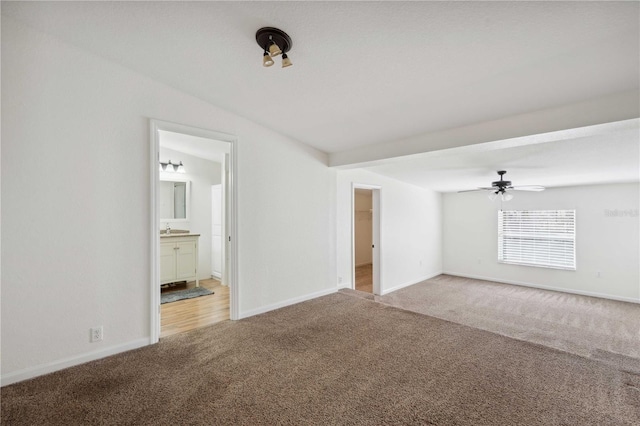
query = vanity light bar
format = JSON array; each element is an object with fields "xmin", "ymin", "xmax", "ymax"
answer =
[{"xmin": 159, "ymin": 160, "xmax": 186, "ymax": 174}]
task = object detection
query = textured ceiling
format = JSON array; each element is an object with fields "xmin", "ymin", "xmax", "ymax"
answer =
[{"xmin": 3, "ymin": 1, "xmax": 639, "ymax": 154}]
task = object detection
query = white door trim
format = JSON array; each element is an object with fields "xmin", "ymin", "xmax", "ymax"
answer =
[
  {"xmin": 210, "ymin": 184, "xmax": 223, "ymax": 280},
  {"xmin": 351, "ymin": 183, "xmax": 382, "ymax": 295},
  {"xmin": 149, "ymin": 119, "xmax": 239, "ymax": 344}
]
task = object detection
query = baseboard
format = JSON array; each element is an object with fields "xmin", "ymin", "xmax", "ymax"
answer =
[
  {"xmin": 1, "ymin": 337, "xmax": 151, "ymax": 387},
  {"xmin": 210, "ymin": 272, "xmax": 221, "ymax": 279},
  {"xmin": 337, "ymin": 283, "xmax": 351, "ymax": 290},
  {"xmin": 443, "ymin": 271, "xmax": 640, "ymax": 304},
  {"xmin": 381, "ymin": 271, "xmax": 443, "ymax": 296},
  {"xmin": 238, "ymin": 287, "xmax": 338, "ymax": 319}
]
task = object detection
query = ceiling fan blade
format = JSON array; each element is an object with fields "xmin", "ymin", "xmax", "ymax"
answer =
[
  {"xmin": 511, "ymin": 185, "xmax": 545, "ymax": 192},
  {"xmin": 458, "ymin": 187, "xmax": 494, "ymax": 193}
]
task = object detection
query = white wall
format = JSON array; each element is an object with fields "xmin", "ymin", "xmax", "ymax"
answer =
[
  {"xmin": 1, "ymin": 18, "xmax": 336, "ymax": 381},
  {"xmin": 159, "ymin": 147, "xmax": 221, "ymax": 280},
  {"xmin": 354, "ymin": 191, "xmax": 373, "ymax": 266},
  {"xmin": 337, "ymin": 169, "xmax": 442, "ymax": 293},
  {"xmin": 443, "ymin": 183, "xmax": 640, "ymax": 302}
]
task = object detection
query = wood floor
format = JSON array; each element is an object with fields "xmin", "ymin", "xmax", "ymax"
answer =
[
  {"xmin": 355, "ymin": 263, "xmax": 373, "ymax": 293},
  {"xmin": 160, "ymin": 278, "xmax": 229, "ymax": 338}
]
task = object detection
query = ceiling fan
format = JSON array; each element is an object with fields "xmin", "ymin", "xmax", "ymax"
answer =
[{"xmin": 459, "ymin": 170, "xmax": 545, "ymax": 201}]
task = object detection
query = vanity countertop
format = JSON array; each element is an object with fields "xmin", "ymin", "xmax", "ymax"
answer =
[{"xmin": 160, "ymin": 231, "xmax": 201, "ymax": 238}]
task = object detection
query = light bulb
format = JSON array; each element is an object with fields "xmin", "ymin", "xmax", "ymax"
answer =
[
  {"xmin": 502, "ymin": 192, "xmax": 514, "ymax": 201},
  {"xmin": 159, "ymin": 163, "xmax": 165, "ymax": 172},
  {"xmin": 488, "ymin": 192, "xmax": 498, "ymax": 201},
  {"xmin": 176, "ymin": 161, "xmax": 186, "ymax": 174},
  {"xmin": 166, "ymin": 161, "xmax": 175, "ymax": 173},
  {"xmin": 263, "ymin": 51, "xmax": 274, "ymax": 67},
  {"xmin": 281, "ymin": 53, "xmax": 292, "ymax": 68}
]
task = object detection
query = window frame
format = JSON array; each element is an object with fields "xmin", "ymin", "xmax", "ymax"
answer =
[{"xmin": 497, "ymin": 209, "xmax": 576, "ymax": 271}]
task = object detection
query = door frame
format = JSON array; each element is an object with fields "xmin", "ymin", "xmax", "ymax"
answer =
[
  {"xmin": 210, "ymin": 183, "xmax": 224, "ymax": 280},
  {"xmin": 149, "ymin": 119, "xmax": 239, "ymax": 344},
  {"xmin": 351, "ymin": 183, "xmax": 382, "ymax": 295}
]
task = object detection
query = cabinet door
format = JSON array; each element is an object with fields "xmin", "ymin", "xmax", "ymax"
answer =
[
  {"xmin": 160, "ymin": 242, "xmax": 177, "ymax": 283},
  {"xmin": 176, "ymin": 241, "xmax": 197, "ymax": 280}
]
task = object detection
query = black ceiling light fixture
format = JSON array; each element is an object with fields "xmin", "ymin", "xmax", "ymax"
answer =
[{"xmin": 256, "ymin": 27, "xmax": 293, "ymax": 68}]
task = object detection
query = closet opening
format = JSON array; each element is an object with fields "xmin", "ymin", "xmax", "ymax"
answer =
[{"xmin": 352, "ymin": 184, "xmax": 381, "ymax": 294}]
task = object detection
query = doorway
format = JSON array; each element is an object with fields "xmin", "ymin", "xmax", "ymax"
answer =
[
  {"xmin": 150, "ymin": 120, "xmax": 237, "ymax": 343},
  {"xmin": 352, "ymin": 184, "xmax": 381, "ymax": 294}
]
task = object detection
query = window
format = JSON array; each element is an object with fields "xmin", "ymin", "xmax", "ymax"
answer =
[{"xmin": 498, "ymin": 210, "xmax": 576, "ymax": 270}]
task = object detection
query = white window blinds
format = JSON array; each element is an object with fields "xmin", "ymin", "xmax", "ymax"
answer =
[{"xmin": 498, "ymin": 210, "xmax": 576, "ymax": 270}]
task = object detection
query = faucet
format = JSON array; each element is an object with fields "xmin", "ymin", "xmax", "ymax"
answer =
[{"xmin": 165, "ymin": 223, "xmax": 171, "ymax": 234}]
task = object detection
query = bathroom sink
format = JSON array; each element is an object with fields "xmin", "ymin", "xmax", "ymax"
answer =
[{"xmin": 160, "ymin": 229, "xmax": 190, "ymax": 235}]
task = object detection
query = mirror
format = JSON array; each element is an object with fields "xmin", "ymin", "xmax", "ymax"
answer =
[{"xmin": 159, "ymin": 179, "xmax": 190, "ymax": 221}]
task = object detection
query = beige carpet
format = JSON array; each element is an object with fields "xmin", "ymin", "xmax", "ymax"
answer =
[
  {"xmin": 2, "ymin": 292, "xmax": 639, "ymax": 425},
  {"xmin": 373, "ymin": 274, "xmax": 640, "ymax": 368}
]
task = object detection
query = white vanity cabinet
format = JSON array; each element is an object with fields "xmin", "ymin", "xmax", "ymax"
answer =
[{"xmin": 160, "ymin": 234, "xmax": 200, "ymax": 287}]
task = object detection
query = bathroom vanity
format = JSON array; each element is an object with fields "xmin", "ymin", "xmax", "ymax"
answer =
[{"xmin": 160, "ymin": 232, "xmax": 200, "ymax": 287}]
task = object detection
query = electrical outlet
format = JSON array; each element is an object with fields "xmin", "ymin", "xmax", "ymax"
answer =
[
  {"xmin": 338, "ymin": 277, "xmax": 343, "ymax": 284},
  {"xmin": 597, "ymin": 271, "xmax": 602, "ymax": 278},
  {"xmin": 419, "ymin": 260, "xmax": 423, "ymax": 266},
  {"xmin": 90, "ymin": 326, "xmax": 103, "ymax": 343}
]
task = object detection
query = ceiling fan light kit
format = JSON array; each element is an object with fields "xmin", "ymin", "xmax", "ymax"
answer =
[
  {"xmin": 459, "ymin": 170, "xmax": 545, "ymax": 202},
  {"xmin": 256, "ymin": 27, "xmax": 293, "ymax": 69}
]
